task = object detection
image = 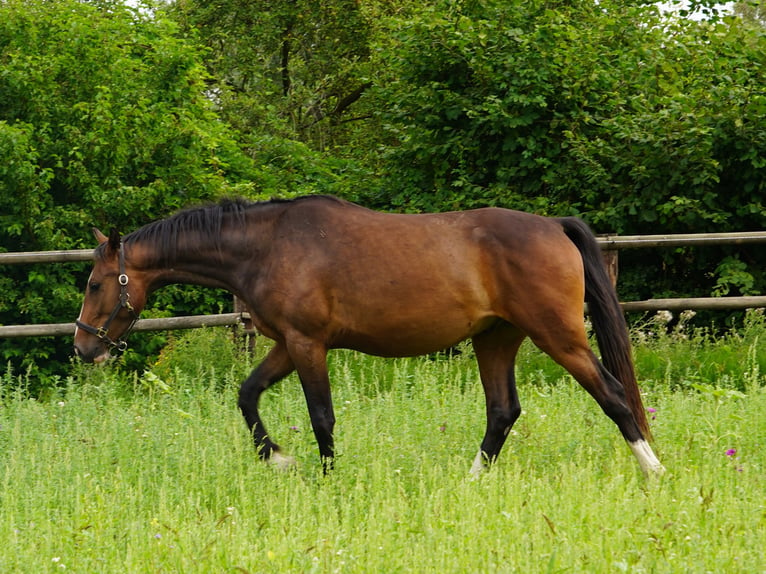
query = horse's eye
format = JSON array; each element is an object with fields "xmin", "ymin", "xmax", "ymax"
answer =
[{"xmin": 89, "ymin": 282, "xmax": 101, "ymax": 293}]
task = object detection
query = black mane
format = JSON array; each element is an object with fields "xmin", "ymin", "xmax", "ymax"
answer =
[{"xmin": 97, "ymin": 195, "xmax": 341, "ymax": 264}]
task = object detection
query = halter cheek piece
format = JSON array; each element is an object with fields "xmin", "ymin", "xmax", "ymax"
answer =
[{"xmin": 76, "ymin": 241, "xmax": 139, "ymax": 354}]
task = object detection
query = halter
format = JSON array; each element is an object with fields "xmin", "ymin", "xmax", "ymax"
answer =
[{"xmin": 75, "ymin": 241, "xmax": 139, "ymax": 354}]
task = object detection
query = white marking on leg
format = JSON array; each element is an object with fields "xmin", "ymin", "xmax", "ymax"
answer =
[
  {"xmin": 268, "ymin": 451, "xmax": 297, "ymax": 472},
  {"xmin": 470, "ymin": 449, "xmax": 487, "ymax": 478},
  {"xmin": 629, "ymin": 440, "xmax": 665, "ymax": 477}
]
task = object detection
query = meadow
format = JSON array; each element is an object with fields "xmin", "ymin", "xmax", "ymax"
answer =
[{"xmin": 1, "ymin": 311, "xmax": 765, "ymax": 573}]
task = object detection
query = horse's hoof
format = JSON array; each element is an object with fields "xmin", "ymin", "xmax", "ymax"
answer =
[{"xmin": 268, "ymin": 451, "xmax": 297, "ymax": 471}]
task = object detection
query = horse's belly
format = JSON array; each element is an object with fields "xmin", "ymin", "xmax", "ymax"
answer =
[{"xmin": 330, "ymin": 312, "xmax": 497, "ymax": 357}]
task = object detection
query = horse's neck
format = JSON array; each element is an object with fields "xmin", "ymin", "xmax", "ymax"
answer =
[
  {"xmin": 135, "ymin": 231, "xmax": 259, "ymax": 297},
  {"xmin": 131, "ymin": 203, "xmax": 286, "ymax": 298}
]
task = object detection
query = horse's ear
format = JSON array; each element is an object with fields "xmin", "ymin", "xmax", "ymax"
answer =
[
  {"xmin": 108, "ymin": 228, "xmax": 121, "ymax": 252},
  {"xmin": 93, "ymin": 228, "xmax": 108, "ymax": 245}
]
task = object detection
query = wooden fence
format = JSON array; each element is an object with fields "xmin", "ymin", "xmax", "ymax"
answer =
[{"xmin": 1, "ymin": 231, "xmax": 766, "ymax": 339}]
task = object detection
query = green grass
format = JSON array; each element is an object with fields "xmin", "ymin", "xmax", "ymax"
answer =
[{"xmin": 1, "ymin": 326, "xmax": 765, "ymax": 573}]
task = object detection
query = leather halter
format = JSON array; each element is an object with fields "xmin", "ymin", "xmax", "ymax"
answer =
[{"xmin": 75, "ymin": 241, "xmax": 139, "ymax": 354}]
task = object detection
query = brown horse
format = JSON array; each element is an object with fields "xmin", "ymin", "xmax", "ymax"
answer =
[{"xmin": 74, "ymin": 195, "xmax": 664, "ymax": 476}]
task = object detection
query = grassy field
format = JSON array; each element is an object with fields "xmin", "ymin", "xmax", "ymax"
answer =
[{"xmin": 1, "ymin": 315, "xmax": 765, "ymax": 573}]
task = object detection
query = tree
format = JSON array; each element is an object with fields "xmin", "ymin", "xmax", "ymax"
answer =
[
  {"xmin": 0, "ymin": 0, "xmax": 255, "ymax": 382},
  {"xmin": 365, "ymin": 0, "xmax": 766, "ymax": 302},
  {"xmin": 167, "ymin": 0, "xmax": 378, "ymax": 151},
  {"xmin": 734, "ymin": 0, "xmax": 766, "ymax": 27}
]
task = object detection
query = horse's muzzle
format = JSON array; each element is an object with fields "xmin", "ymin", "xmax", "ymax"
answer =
[{"xmin": 73, "ymin": 344, "xmax": 111, "ymax": 364}]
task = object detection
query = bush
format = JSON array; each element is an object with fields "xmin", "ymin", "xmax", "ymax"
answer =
[
  {"xmin": 368, "ymin": 0, "xmax": 766, "ymax": 299},
  {"xmin": 0, "ymin": 0, "xmax": 256, "ymax": 384}
]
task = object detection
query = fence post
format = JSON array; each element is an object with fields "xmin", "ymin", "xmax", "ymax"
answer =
[
  {"xmin": 599, "ymin": 234, "xmax": 619, "ymax": 288},
  {"xmin": 233, "ymin": 296, "xmax": 256, "ymax": 351}
]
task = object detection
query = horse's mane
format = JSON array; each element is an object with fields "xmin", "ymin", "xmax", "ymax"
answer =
[{"xmin": 96, "ymin": 195, "xmax": 342, "ymax": 264}]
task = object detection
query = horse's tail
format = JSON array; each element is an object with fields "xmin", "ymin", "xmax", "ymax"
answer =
[{"xmin": 558, "ymin": 217, "xmax": 651, "ymax": 440}]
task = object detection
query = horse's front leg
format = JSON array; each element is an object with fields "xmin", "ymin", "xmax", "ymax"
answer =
[
  {"xmin": 238, "ymin": 342, "xmax": 296, "ymax": 468},
  {"xmin": 288, "ymin": 338, "xmax": 336, "ymax": 471}
]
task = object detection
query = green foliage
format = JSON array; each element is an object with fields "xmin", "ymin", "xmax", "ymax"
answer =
[
  {"xmin": 168, "ymin": 0, "xmax": 379, "ymax": 152},
  {"xmin": 367, "ymin": 0, "xmax": 766, "ymax": 297},
  {"xmin": 164, "ymin": 0, "xmax": 426, "ymax": 205},
  {"xmin": 712, "ymin": 256, "xmax": 757, "ymax": 297},
  {"xmin": 630, "ymin": 309, "xmax": 766, "ymax": 393},
  {"xmin": 0, "ymin": 0, "xmax": 253, "ymax": 233},
  {"xmin": 148, "ymin": 326, "xmax": 256, "ymax": 386},
  {"xmin": 0, "ymin": 0, "xmax": 256, "ymax": 380},
  {"xmin": 733, "ymin": 0, "xmax": 766, "ymax": 27},
  {"xmin": 370, "ymin": 0, "xmax": 766, "ymax": 223}
]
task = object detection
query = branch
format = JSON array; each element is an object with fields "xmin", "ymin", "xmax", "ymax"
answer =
[{"xmin": 331, "ymin": 81, "xmax": 373, "ymax": 120}]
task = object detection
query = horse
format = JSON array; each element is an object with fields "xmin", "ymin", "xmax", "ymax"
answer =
[{"xmin": 74, "ymin": 195, "xmax": 664, "ymax": 477}]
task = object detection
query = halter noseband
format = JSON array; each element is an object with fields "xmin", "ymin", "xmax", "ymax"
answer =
[{"xmin": 76, "ymin": 241, "xmax": 139, "ymax": 354}]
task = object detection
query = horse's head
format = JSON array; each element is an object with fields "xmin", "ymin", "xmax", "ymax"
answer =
[{"xmin": 73, "ymin": 228, "xmax": 146, "ymax": 363}]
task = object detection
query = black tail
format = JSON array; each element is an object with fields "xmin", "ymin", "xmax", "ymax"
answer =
[{"xmin": 558, "ymin": 217, "xmax": 651, "ymax": 440}]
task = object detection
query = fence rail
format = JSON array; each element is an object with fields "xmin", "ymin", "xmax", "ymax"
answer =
[
  {"xmin": 0, "ymin": 313, "xmax": 247, "ymax": 338},
  {"xmin": 1, "ymin": 230, "xmax": 765, "ymax": 339},
  {"xmin": 0, "ymin": 249, "xmax": 93, "ymax": 264},
  {"xmin": 598, "ymin": 230, "xmax": 766, "ymax": 249}
]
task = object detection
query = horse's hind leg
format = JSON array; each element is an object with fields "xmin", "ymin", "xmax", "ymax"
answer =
[
  {"xmin": 470, "ymin": 323, "xmax": 526, "ymax": 476},
  {"xmin": 238, "ymin": 341, "xmax": 296, "ymax": 469},
  {"xmin": 527, "ymin": 318, "xmax": 662, "ymax": 474}
]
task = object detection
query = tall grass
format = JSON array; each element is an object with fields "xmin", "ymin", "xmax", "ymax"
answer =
[{"xmin": 1, "ymin": 315, "xmax": 764, "ymax": 572}]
